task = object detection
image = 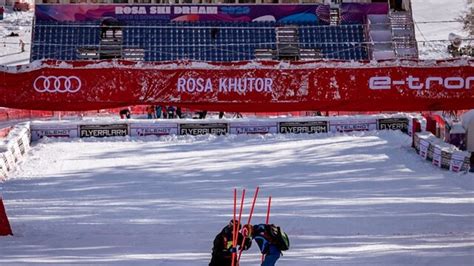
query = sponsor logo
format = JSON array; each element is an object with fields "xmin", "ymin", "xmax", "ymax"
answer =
[
  {"xmin": 137, "ymin": 128, "xmax": 172, "ymax": 136},
  {"xmin": 180, "ymin": 123, "xmax": 228, "ymax": 136},
  {"xmin": 369, "ymin": 76, "xmax": 474, "ymax": 90},
  {"xmin": 115, "ymin": 6, "xmax": 218, "ymax": 15},
  {"xmin": 34, "ymin": 129, "xmax": 73, "ymax": 138},
  {"xmin": 33, "ymin": 75, "xmax": 82, "ymax": 93},
  {"xmin": 378, "ymin": 118, "xmax": 409, "ymax": 133},
  {"xmin": 279, "ymin": 121, "xmax": 328, "ymax": 134},
  {"xmin": 17, "ymin": 138, "xmax": 25, "ymax": 155},
  {"xmin": 235, "ymin": 126, "xmax": 272, "ymax": 134},
  {"xmin": 336, "ymin": 123, "xmax": 370, "ymax": 132},
  {"xmin": 177, "ymin": 77, "xmax": 273, "ymax": 93},
  {"xmin": 79, "ymin": 124, "xmax": 128, "ymax": 138}
]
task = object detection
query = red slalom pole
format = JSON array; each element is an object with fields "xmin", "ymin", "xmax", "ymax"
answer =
[
  {"xmin": 237, "ymin": 189, "xmax": 246, "ymax": 229},
  {"xmin": 232, "ymin": 189, "xmax": 245, "ymax": 266},
  {"xmin": 231, "ymin": 189, "xmax": 237, "ymax": 266},
  {"xmin": 265, "ymin": 196, "xmax": 272, "ymax": 224},
  {"xmin": 237, "ymin": 186, "xmax": 260, "ymax": 262},
  {"xmin": 262, "ymin": 196, "xmax": 272, "ymax": 263}
]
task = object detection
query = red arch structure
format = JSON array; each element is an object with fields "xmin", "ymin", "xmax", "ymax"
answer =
[{"xmin": 0, "ymin": 59, "xmax": 473, "ymax": 112}]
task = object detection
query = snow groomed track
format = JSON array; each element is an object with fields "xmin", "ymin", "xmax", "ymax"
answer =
[{"xmin": 0, "ymin": 130, "xmax": 473, "ymax": 265}]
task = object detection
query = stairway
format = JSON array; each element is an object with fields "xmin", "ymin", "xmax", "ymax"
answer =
[
  {"xmin": 77, "ymin": 28, "xmax": 145, "ymax": 61},
  {"xmin": 368, "ymin": 14, "xmax": 396, "ymax": 60},
  {"xmin": 390, "ymin": 11, "xmax": 418, "ymax": 59},
  {"xmin": 275, "ymin": 26, "xmax": 300, "ymax": 60},
  {"xmin": 254, "ymin": 48, "xmax": 275, "ymax": 60},
  {"xmin": 99, "ymin": 29, "xmax": 123, "ymax": 60}
]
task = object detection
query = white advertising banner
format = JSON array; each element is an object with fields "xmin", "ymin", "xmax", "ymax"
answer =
[
  {"xmin": 419, "ymin": 139, "xmax": 430, "ymax": 160},
  {"xmin": 329, "ymin": 119, "xmax": 377, "ymax": 133},
  {"xmin": 449, "ymin": 151, "xmax": 470, "ymax": 172},
  {"xmin": 30, "ymin": 123, "xmax": 79, "ymax": 141},
  {"xmin": 0, "ymin": 153, "xmax": 8, "ymax": 180},
  {"xmin": 3, "ymin": 150, "xmax": 15, "ymax": 172},
  {"xmin": 229, "ymin": 122, "xmax": 278, "ymax": 135},
  {"xmin": 8, "ymin": 142, "xmax": 21, "ymax": 163},
  {"xmin": 432, "ymin": 146, "xmax": 442, "ymax": 167},
  {"xmin": 130, "ymin": 123, "xmax": 178, "ymax": 137}
]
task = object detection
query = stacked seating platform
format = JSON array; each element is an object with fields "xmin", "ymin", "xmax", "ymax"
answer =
[{"xmin": 31, "ymin": 20, "xmax": 369, "ymax": 62}]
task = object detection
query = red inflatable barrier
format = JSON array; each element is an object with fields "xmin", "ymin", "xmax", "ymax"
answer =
[
  {"xmin": 0, "ymin": 198, "xmax": 13, "ymax": 236},
  {"xmin": 0, "ymin": 59, "xmax": 473, "ymax": 112}
]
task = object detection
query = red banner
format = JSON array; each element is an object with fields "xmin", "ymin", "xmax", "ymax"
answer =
[{"xmin": 0, "ymin": 60, "xmax": 473, "ymax": 112}]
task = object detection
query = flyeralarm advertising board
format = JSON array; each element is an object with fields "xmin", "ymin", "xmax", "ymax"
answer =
[
  {"xmin": 279, "ymin": 121, "xmax": 328, "ymax": 134},
  {"xmin": 377, "ymin": 118, "xmax": 409, "ymax": 133},
  {"xmin": 79, "ymin": 124, "xmax": 129, "ymax": 138},
  {"xmin": 179, "ymin": 123, "xmax": 228, "ymax": 135}
]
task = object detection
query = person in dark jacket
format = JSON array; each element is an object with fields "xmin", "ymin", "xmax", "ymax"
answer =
[
  {"xmin": 209, "ymin": 220, "xmax": 252, "ymax": 266},
  {"xmin": 167, "ymin": 106, "xmax": 176, "ymax": 119},
  {"xmin": 119, "ymin": 107, "xmax": 131, "ymax": 119},
  {"xmin": 249, "ymin": 224, "xmax": 281, "ymax": 266},
  {"xmin": 155, "ymin": 105, "xmax": 162, "ymax": 119},
  {"xmin": 176, "ymin": 107, "xmax": 182, "ymax": 119}
]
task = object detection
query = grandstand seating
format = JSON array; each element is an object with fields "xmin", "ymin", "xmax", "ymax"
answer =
[{"xmin": 31, "ymin": 21, "xmax": 368, "ymax": 62}]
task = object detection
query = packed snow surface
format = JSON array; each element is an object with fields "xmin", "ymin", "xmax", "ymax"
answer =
[
  {"xmin": 0, "ymin": 9, "xmax": 33, "ymax": 66},
  {"xmin": 411, "ymin": 0, "xmax": 470, "ymax": 59},
  {"xmin": 0, "ymin": 131, "xmax": 473, "ymax": 265}
]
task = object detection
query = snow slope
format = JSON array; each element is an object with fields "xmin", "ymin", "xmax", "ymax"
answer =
[
  {"xmin": 412, "ymin": 0, "xmax": 470, "ymax": 59},
  {"xmin": 0, "ymin": 9, "xmax": 33, "ymax": 66},
  {"xmin": 0, "ymin": 131, "xmax": 473, "ymax": 265}
]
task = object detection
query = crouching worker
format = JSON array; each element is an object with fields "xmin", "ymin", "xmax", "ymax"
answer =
[
  {"xmin": 246, "ymin": 223, "xmax": 290, "ymax": 266},
  {"xmin": 209, "ymin": 219, "xmax": 252, "ymax": 266}
]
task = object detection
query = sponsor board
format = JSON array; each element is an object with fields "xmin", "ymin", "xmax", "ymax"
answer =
[
  {"xmin": 279, "ymin": 121, "xmax": 328, "ymax": 134},
  {"xmin": 449, "ymin": 153, "xmax": 471, "ymax": 172},
  {"xmin": 369, "ymin": 75, "xmax": 474, "ymax": 90},
  {"xmin": 0, "ymin": 168, "xmax": 6, "ymax": 181},
  {"xmin": 3, "ymin": 151, "xmax": 15, "ymax": 171},
  {"xmin": 440, "ymin": 150, "xmax": 452, "ymax": 169},
  {"xmin": 413, "ymin": 133, "xmax": 420, "ymax": 151},
  {"xmin": 427, "ymin": 142, "xmax": 435, "ymax": 160},
  {"xmin": 3, "ymin": 59, "xmax": 474, "ymax": 112},
  {"xmin": 377, "ymin": 118, "xmax": 409, "ymax": 133},
  {"xmin": 17, "ymin": 138, "xmax": 25, "ymax": 155},
  {"xmin": 9, "ymin": 145, "xmax": 21, "ymax": 162},
  {"xmin": 419, "ymin": 139, "xmax": 429, "ymax": 160},
  {"xmin": 0, "ymin": 153, "xmax": 8, "ymax": 178},
  {"xmin": 432, "ymin": 147, "xmax": 442, "ymax": 167},
  {"xmin": 230, "ymin": 122, "xmax": 277, "ymax": 135},
  {"xmin": 31, "ymin": 124, "xmax": 78, "ymax": 141},
  {"xmin": 33, "ymin": 75, "xmax": 82, "ymax": 93},
  {"xmin": 23, "ymin": 132, "xmax": 31, "ymax": 150},
  {"xmin": 329, "ymin": 119, "xmax": 377, "ymax": 133},
  {"xmin": 179, "ymin": 123, "xmax": 228, "ymax": 135},
  {"xmin": 1, "ymin": 153, "xmax": 10, "ymax": 172},
  {"xmin": 80, "ymin": 124, "xmax": 129, "ymax": 138},
  {"xmin": 130, "ymin": 123, "xmax": 178, "ymax": 137}
]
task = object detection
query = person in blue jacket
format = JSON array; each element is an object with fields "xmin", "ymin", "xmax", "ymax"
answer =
[{"xmin": 249, "ymin": 224, "xmax": 281, "ymax": 266}]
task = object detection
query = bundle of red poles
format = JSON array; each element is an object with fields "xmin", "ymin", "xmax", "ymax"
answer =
[{"xmin": 231, "ymin": 187, "xmax": 272, "ymax": 266}]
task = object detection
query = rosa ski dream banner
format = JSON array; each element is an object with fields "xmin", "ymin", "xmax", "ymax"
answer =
[{"xmin": 0, "ymin": 59, "xmax": 473, "ymax": 112}]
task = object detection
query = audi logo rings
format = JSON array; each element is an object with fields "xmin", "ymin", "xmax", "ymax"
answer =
[{"xmin": 33, "ymin": 76, "xmax": 82, "ymax": 93}]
